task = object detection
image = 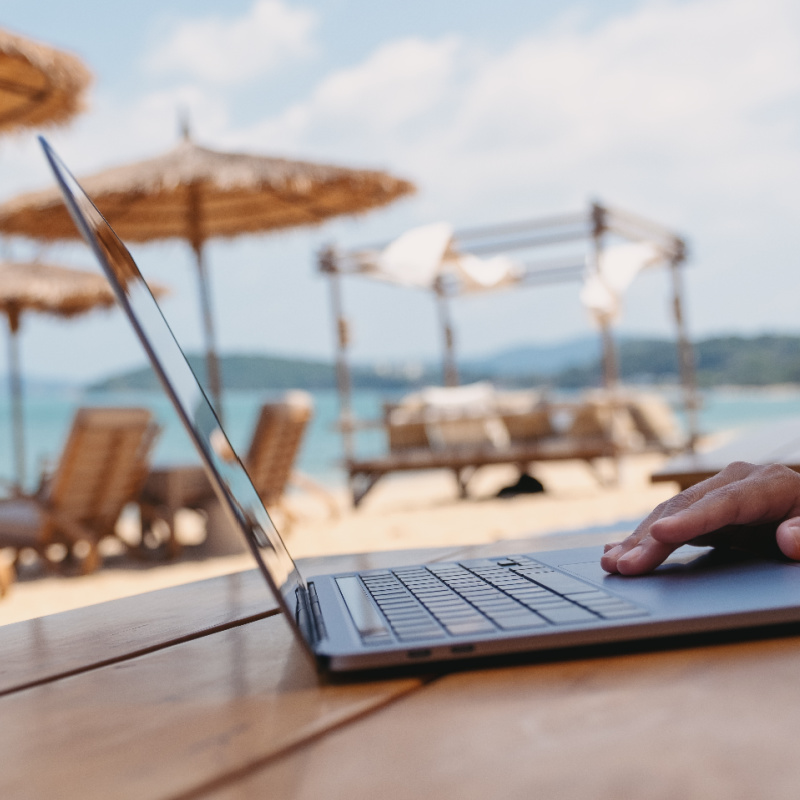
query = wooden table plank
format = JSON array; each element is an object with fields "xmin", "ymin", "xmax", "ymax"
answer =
[
  {"xmin": 653, "ymin": 416, "xmax": 800, "ymax": 490},
  {"xmin": 204, "ymin": 634, "xmax": 800, "ymax": 800},
  {"xmin": 201, "ymin": 529, "xmax": 800, "ymax": 800},
  {"xmin": 0, "ymin": 569, "xmax": 275, "ymax": 697},
  {"xmin": 0, "ymin": 614, "xmax": 424, "ymax": 800},
  {"xmin": 10, "ymin": 532, "xmax": 756, "ymax": 800},
  {"xmin": 0, "ymin": 545, "xmax": 472, "ymax": 800},
  {"xmin": 0, "ymin": 546, "xmax": 465, "ymax": 697}
]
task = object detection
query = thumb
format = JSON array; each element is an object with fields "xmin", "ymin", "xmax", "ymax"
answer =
[{"xmin": 775, "ymin": 518, "xmax": 800, "ymax": 560}]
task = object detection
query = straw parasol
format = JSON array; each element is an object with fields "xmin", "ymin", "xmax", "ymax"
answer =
[
  {"xmin": 0, "ymin": 130, "xmax": 415, "ymax": 416},
  {"xmin": 0, "ymin": 260, "xmax": 164, "ymax": 488},
  {"xmin": 0, "ymin": 28, "xmax": 91, "ymax": 133}
]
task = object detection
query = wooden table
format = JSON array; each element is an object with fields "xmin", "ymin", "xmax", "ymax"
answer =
[
  {"xmin": 653, "ymin": 415, "xmax": 800, "ymax": 490},
  {"xmin": 4, "ymin": 529, "xmax": 800, "ymax": 799}
]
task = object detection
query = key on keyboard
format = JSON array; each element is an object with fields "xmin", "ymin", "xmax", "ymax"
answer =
[{"xmin": 351, "ymin": 560, "xmax": 648, "ymax": 643}]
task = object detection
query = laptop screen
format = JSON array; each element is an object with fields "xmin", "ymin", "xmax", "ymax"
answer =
[{"xmin": 40, "ymin": 137, "xmax": 313, "ymax": 648}]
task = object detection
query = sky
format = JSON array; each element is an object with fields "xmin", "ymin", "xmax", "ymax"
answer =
[{"xmin": 2, "ymin": 0, "xmax": 800, "ymax": 382}]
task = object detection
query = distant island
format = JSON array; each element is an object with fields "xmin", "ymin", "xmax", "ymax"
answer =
[{"xmin": 86, "ymin": 334, "xmax": 800, "ymax": 392}]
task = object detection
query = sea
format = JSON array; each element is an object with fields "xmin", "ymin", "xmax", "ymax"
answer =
[{"xmin": 3, "ymin": 384, "xmax": 800, "ymax": 492}]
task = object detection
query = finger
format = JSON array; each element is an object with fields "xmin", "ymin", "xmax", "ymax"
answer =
[
  {"xmin": 776, "ymin": 518, "xmax": 800, "ymax": 560},
  {"xmin": 601, "ymin": 502, "xmax": 679, "ymax": 573},
  {"xmin": 613, "ymin": 538, "xmax": 678, "ymax": 575},
  {"xmin": 650, "ymin": 464, "xmax": 800, "ymax": 545},
  {"xmin": 601, "ymin": 463, "xmax": 760, "ymax": 574},
  {"xmin": 601, "ymin": 510, "xmax": 664, "ymax": 573}
]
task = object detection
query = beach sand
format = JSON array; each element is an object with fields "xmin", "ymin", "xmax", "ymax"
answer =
[{"xmin": 0, "ymin": 454, "xmax": 678, "ymax": 627}]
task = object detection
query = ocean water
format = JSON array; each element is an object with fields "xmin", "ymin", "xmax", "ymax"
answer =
[
  {"xmin": 0, "ymin": 386, "xmax": 393, "ymax": 491},
  {"xmin": 2, "ymin": 385, "xmax": 800, "ymax": 492}
]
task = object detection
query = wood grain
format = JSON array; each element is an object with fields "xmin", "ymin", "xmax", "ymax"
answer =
[
  {"xmin": 0, "ymin": 613, "xmax": 423, "ymax": 800},
  {"xmin": 0, "ymin": 546, "xmax": 466, "ymax": 696},
  {"xmin": 205, "ymin": 634, "xmax": 800, "ymax": 800},
  {"xmin": 0, "ymin": 569, "xmax": 275, "ymax": 696}
]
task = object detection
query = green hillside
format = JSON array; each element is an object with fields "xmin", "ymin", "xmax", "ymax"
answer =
[
  {"xmin": 88, "ymin": 353, "xmax": 436, "ymax": 392},
  {"xmin": 87, "ymin": 335, "xmax": 800, "ymax": 392},
  {"xmin": 544, "ymin": 335, "xmax": 800, "ymax": 388}
]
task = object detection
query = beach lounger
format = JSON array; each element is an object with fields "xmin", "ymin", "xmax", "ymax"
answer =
[
  {"xmin": 0, "ymin": 406, "xmax": 158, "ymax": 582},
  {"xmin": 353, "ymin": 385, "xmax": 570, "ymax": 505},
  {"xmin": 139, "ymin": 391, "xmax": 325, "ymax": 554},
  {"xmin": 245, "ymin": 392, "xmax": 313, "ymax": 505},
  {"xmin": 245, "ymin": 391, "xmax": 337, "ymax": 531},
  {"xmin": 348, "ymin": 385, "xmax": 687, "ymax": 505}
]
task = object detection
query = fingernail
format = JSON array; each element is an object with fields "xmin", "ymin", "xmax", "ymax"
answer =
[
  {"xmin": 782, "ymin": 521, "xmax": 800, "ymax": 557},
  {"xmin": 617, "ymin": 544, "xmax": 643, "ymax": 566},
  {"xmin": 786, "ymin": 520, "xmax": 800, "ymax": 539},
  {"xmin": 603, "ymin": 545, "xmax": 623, "ymax": 560}
]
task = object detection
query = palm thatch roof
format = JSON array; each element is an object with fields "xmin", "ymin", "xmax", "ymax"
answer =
[
  {"xmin": 0, "ymin": 261, "xmax": 115, "ymax": 327},
  {"xmin": 0, "ymin": 260, "xmax": 166, "ymax": 333},
  {"xmin": 0, "ymin": 28, "xmax": 92, "ymax": 133},
  {"xmin": 0, "ymin": 138, "xmax": 415, "ymax": 244}
]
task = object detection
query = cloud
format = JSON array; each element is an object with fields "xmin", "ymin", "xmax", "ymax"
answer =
[
  {"xmin": 146, "ymin": 0, "xmax": 317, "ymax": 85},
  {"xmin": 238, "ymin": 36, "xmax": 462, "ymax": 152},
  {"xmin": 233, "ymin": 0, "xmax": 800, "ymax": 229},
  {"xmin": 7, "ymin": 0, "xmax": 800, "ymax": 369},
  {"xmin": 217, "ymin": 0, "xmax": 800, "ymax": 345}
]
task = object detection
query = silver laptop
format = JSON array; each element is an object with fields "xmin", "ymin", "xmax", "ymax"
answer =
[{"xmin": 42, "ymin": 136, "xmax": 800, "ymax": 672}]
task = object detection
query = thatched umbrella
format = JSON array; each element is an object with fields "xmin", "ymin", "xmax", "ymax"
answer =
[
  {"xmin": 0, "ymin": 260, "xmax": 164, "ymax": 488},
  {"xmin": 0, "ymin": 28, "xmax": 91, "ymax": 133},
  {"xmin": 0, "ymin": 130, "xmax": 415, "ymax": 416}
]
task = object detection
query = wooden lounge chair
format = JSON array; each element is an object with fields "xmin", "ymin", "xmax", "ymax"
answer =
[
  {"xmin": 0, "ymin": 407, "xmax": 159, "ymax": 581},
  {"xmin": 138, "ymin": 391, "xmax": 324, "ymax": 556},
  {"xmin": 244, "ymin": 391, "xmax": 336, "ymax": 532}
]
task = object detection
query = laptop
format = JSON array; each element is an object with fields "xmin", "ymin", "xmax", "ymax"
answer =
[{"xmin": 41, "ymin": 136, "xmax": 800, "ymax": 673}]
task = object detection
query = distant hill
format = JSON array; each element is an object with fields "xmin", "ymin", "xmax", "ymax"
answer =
[
  {"xmin": 463, "ymin": 337, "xmax": 601, "ymax": 377},
  {"xmin": 497, "ymin": 335, "xmax": 800, "ymax": 388},
  {"xmin": 83, "ymin": 334, "xmax": 800, "ymax": 393},
  {"xmin": 87, "ymin": 353, "xmax": 437, "ymax": 392}
]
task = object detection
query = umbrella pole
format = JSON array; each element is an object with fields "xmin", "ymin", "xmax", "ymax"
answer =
[
  {"xmin": 599, "ymin": 318, "xmax": 619, "ymax": 390},
  {"xmin": 670, "ymin": 255, "xmax": 700, "ymax": 451},
  {"xmin": 6, "ymin": 311, "xmax": 25, "ymax": 490},
  {"xmin": 192, "ymin": 241, "xmax": 224, "ymax": 422},
  {"xmin": 590, "ymin": 203, "xmax": 618, "ymax": 393},
  {"xmin": 329, "ymin": 266, "xmax": 355, "ymax": 462},
  {"xmin": 435, "ymin": 286, "xmax": 459, "ymax": 387}
]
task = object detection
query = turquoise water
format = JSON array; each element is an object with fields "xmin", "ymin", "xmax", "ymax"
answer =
[
  {"xmin": 2, "ymin": 385, "xmax": 800, "ymax": 491},
  {"xmin": 0, "ymin": 387, "xmax": 394, "ymax": 491}
]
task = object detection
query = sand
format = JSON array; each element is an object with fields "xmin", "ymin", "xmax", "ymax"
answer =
[{"xmin": 0, "ymin": 453, "xmax": 678, "ymax": 627}]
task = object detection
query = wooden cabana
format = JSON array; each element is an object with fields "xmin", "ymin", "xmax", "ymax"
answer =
[{"xmin": 319, "ymin": 201, "xmax": 698, "ymax": 505}]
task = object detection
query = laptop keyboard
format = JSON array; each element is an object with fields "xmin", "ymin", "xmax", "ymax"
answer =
[{"xmin": 351, "ymin": 558, "xmax": 648, "ymax": 643}]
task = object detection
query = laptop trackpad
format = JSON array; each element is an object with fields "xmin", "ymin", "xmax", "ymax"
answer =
[
  {"xmin": 559, "ymin": 546, "xmax": 717, "ymax": 583},
  {"xmin": 557, "ymin": 546, "xmax": 800, "ymax": 616}
]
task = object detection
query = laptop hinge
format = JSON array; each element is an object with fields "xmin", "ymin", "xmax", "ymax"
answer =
[
  {"xmin": 307, "ymin": 582, "xmax": 328, "ymax": 641},
  {"xmin": 297, "ymin": 583, "xmax": 327, "ymax": 645}
]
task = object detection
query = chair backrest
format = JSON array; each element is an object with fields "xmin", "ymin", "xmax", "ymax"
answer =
[
  {"xmin": 567, "ymin": 398, "xmax": 644, "ymax": 450},
  {"xmin": 47, "ymin": 407, "xmax": 159, "ymax": 533},
  {"xmin": 245, "ymin": 392, "xmax": 313, "ymax": 506},
  {"xmin": 624, "ymin": 393, "xmax": 685, "ymax": 452},
  {"xmin": 386, "ymin": 382, "xmax": 512, "ymax": 453}
]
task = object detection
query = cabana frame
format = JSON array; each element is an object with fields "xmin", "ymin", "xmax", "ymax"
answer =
[{"xmin": 319, "ymin": 201, "xmax": 697, "ymax": 505}]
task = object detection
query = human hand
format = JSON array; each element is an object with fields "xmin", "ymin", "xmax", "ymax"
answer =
[{"xmin": 601, "ymin": 462, "xmax": 800, "ymax": 575}]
